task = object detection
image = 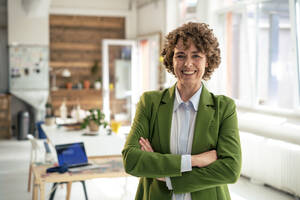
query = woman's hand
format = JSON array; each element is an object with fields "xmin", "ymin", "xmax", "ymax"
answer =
[
  {"xmin": 139, "ymin": 137, "xmax": 165, "ymax": 182},
  {"xmin": 191, "ymin": 150, "xmax": 217, "ymax": 168},
  {"xmin": 139, "ymin": 137, "xmax": 154, "ymax": 152}
]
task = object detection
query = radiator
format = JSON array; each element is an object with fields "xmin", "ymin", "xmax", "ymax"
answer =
[{"xmin": 240, "ymin": 131, "xmax": 300, "ymax": 197}]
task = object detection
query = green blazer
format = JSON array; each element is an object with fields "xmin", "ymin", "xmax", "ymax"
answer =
[{"xmin": 122, "ymin": 84, "xmax": 242, "ymax": 200}]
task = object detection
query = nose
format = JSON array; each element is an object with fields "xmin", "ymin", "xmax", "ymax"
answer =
[{"xmin": 185, "ymin": 56, "xmax": 193, "ymax": 68}]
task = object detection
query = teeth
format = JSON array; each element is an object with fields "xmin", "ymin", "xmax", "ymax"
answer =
[{"xmin": 182, "ymin": 70, "xmax": 196, "ymax": 75}]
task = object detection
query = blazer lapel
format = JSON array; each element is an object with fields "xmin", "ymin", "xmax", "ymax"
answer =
[
  {"xmin": 191, "ymin": 85, "xmax": 215, "ymax": 154},
  {"xmin": 157, "ymin": 85, "xmax": 176, "ymax": 154}
]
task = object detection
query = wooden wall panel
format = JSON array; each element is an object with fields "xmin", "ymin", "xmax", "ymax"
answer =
[{"xmin": 49, "ymin": 15, "xmax": 125, "ymax": 117}]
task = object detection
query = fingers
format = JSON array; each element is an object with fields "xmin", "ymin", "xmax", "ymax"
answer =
[
  {"xmin": 139, "ymin": 137, "xmax": 154, "ymax": 152},
  {"xmin": 156, "ymin": 177, "xmax": 166, "ymax": 182}
]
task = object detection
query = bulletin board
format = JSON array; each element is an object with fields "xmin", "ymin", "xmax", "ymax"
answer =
[{"xmin": 9, "ymin": 45, "xmax": 49, "ymax": 90}]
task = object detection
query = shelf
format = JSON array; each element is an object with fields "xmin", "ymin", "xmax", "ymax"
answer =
[{"xmin": 50, "ymin": 61, "xmax": 94, "ymax": 68}]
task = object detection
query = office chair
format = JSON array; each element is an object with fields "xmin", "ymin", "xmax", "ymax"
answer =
[{"xmin": 27, "ymin": 134, "xmax": 46, "ymax": 192}]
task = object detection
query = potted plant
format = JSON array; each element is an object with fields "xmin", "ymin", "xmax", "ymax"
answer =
[
  {"xmin": 91, "ymin": 60, "xmax": 100, "ymax": 74},
  {"xmin": 81, "ymin": 109, "xmax": 108, "ymax": 132}
]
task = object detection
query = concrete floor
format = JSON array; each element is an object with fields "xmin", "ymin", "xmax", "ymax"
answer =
[{"xmin": 0, "ymin": 139, "xmax": 297, "ymax": 200}]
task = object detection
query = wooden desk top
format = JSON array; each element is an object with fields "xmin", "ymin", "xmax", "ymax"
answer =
[{"xmin": 32, "ymin": 155, "xmax": 128, "ymax": 184}]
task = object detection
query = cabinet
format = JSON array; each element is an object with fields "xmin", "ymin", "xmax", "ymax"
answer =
[{"xmin": 0, "ymin": 94, "xmax": 11, "ymax": 139}]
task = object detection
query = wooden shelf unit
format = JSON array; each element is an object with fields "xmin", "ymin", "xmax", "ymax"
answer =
[
  {"xmin": 0, "ymin": 94, "xmax": 11, "ymax": 139},
  {"xmin": 51, "ymin": 89, "xmax": 102, "ymax": 116},
  {"xmin": 51, "ymin": 89, "xmax": 127, "ymax": 117}
]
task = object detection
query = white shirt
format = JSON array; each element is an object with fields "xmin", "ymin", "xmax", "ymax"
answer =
[{"xmin": 165, "ymin": 85, "xmax": 202, "ymax": 200}]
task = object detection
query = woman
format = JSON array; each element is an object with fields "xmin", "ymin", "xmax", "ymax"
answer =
[{"xmin": 122, "ymin": 22, "xmax": 241, "ymax": 200}]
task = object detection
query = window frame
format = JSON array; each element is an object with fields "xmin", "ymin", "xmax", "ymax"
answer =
[{"xmin": 213, "ymin": 0, "xmax": 300, "ymax": 118}]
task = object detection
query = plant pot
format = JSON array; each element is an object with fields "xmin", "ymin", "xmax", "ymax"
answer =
[
  {"xmin": 66, "ymin": 82, "xmax": 72, "ymax": 90},
  {"xmin": 83, "ymin": 80, "xmax": 90, "ymax": 89},
  {"xmin": 94, "ymin": 81, "xmax": 101, "ymax": 90},
  {"xmin": 88, "ymin": 121, "xmax": 99, "ymax": 132}
]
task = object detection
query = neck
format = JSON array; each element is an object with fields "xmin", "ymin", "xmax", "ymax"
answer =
[{"xmin": 177, "ymin": 82, "xmax": 202, "ymax": 102}]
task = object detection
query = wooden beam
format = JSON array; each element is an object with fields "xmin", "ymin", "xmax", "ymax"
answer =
[
  {"xmin": 50, "ymin": 15, "xmax": 125, "ymax": 29},
  {"xmin": 50, "ymin": 61, "xmax": 94, "ymax": 68},
  {"xmin": 50, "ymin": 42, "xmax": 101, "ymax": 51}
]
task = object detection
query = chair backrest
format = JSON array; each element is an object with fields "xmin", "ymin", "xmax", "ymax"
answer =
[
  {"xmin": 27, "ymin": 134, "xmax": 46, "ymax": 163},
  {"xmin": 27, "ymin": 134, "xmax": 39, "ymax": 150},
  {"xmin": 36, "ymin": 121, "xmax": 47, "ymax": 139}
]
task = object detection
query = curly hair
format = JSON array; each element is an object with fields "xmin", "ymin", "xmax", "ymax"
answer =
[{"xmin": 161, "ymin": 22, "xmax": 221, "ymax": 80}]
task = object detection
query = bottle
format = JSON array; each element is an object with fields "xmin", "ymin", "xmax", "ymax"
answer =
[
  {"xmin": 75, "ymin": 103, "xmax": 81, "ymax": 122},
  {"xmin": 45, "ymin": 96, "xmax": 53, "ymax": 117},
  {"xmin": 44, "ymin": 141, "xmax": 55, "ymax": 164},
  {"xmin": 60, "ymin": 98, "xmax": 67, "ymax": 120}
]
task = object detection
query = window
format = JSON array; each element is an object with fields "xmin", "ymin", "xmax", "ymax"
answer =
[
  {"xmin": 295, "ymin": 0, "xmax": 300, "ymax": 104},
  {"xmin": 256, "ymin": 0, "xmax": 295, "ymax": 109},
  {"xmin": 216, "ymin": 0, "xmax": 300, "ymax": 110},
  {"xmin": 178, "ymin": 0, "xmax": 198, "ymax": 24}
]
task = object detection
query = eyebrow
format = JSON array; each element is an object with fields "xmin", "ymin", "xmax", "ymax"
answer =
[
  {"xmin": 174, "ymin": 51, "xmax": 201, "ymax": 55},
  {"xmin": 174, "ymin": 52, "xmax": 185, "ymax": 55}
]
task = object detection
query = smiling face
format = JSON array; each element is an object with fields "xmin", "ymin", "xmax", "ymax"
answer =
[{"xmin": 173, "ymin": 38, "xmax": 207, "ymax": 90}]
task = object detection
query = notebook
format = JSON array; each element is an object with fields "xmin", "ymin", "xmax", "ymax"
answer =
[{"xmin": 55, "ymin": 142, "xmax": 91, "ymax": 168}]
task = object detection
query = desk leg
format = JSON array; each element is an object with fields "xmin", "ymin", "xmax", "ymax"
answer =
[
  {"xmin": 40, "ymin": 183, "xmax": 45, "ymax": 200},
  {"xmin": 32, "ymin": 177, "xmax": 38, "ymax": 200},
  {"xmin": 28, "ymin": 164, "xmax": 32, "ymax": 192},
  {"xmin": 66, "ymin": 182, "xmax": 72, "ymax": 200}
]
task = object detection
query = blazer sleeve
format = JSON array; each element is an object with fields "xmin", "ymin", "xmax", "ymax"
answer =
[
  {"xmin": 122, "ymin": 92, "xmax": 182, "ymax": 178},
  {"xmin": 170, "ymin": 99, "xmax": 242, "ymax": 194}
]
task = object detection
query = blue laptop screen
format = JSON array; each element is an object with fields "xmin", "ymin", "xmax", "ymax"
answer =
[{"xmin": 56, "ymin": 142, "xmax": 88, "ymax": 167}]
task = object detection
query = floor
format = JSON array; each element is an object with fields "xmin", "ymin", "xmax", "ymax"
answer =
[{"xmin": 0, "ymin": 139, "xmax": 297, "ymax": 200}]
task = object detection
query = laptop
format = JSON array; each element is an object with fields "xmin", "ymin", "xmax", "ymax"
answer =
[
  {"xmin": 55, "ymin": 142, "xmax": 90, "ymax": 168},
  {"xmin": 55, "ymin": 142, "xmax": 107, "ymax": 172}
]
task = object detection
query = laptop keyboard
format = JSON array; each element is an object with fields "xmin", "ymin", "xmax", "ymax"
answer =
[{"xmin": 68, "ymin": 164, "xmax": 101, "ymax": 172}]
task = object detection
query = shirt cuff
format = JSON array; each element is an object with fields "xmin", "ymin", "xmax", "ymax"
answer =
[
  {"xmin": 181, "ymin": 154, "xmax": 192, "ymax": 172},
  {"xmin": 165, "ymin": 177, "xmax": 173, "ymax": 190}
]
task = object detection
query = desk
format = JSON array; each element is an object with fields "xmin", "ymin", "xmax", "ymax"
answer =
[
  {"xmin": 41, "ymin": 124, "xmax": 128, "ymax": 156},
  {"xmin": 32, "ymin": 155, "xmax": 128, "ymax": 200}
]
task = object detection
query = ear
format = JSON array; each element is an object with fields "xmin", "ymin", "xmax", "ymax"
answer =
[{"xmin": 205, "ymin": 63, "xmax": 208, "ymax": 68}]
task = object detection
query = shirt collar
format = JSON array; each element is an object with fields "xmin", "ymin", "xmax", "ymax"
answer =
[{"xmin": 173, "ymin": 85, "xmax": 203, "ymax": 112}]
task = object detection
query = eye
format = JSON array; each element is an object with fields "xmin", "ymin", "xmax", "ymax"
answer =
[
  {"xmin": 175, "ymin": 55, "xmax": 186, "ymax": 60},
  {"xmin": 192, "ymin": 55, "xmax": 201, "ymax": 58}
]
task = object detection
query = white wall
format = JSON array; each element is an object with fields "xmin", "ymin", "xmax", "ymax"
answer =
[
  {"xmin": 50, "ymin": 0, "xmax": 136, "ymax": 39},
  {"xmin": 136, "ymin": 0, "xmax": 165, "ymax": 36},
  {"xmin": 51, "ymin": 0, "xmax": 129, "ymax": 11},
  {"xmin": 8, "ymin": 0, "xmax": 49, "ymax": 45}
]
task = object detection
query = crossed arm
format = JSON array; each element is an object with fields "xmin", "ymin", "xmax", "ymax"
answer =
[
  {"xmin": 122, "ymin": 93, "xmax": 241, "ymax": 193},
  {"xmin": 139, "ymin": 137, "xmax": 218, "ymax": 182}
]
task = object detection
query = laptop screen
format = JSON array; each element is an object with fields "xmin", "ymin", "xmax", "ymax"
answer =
[{"xmin": 55, "ymin": 142, "xmax": 88, "ymax": 167}]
